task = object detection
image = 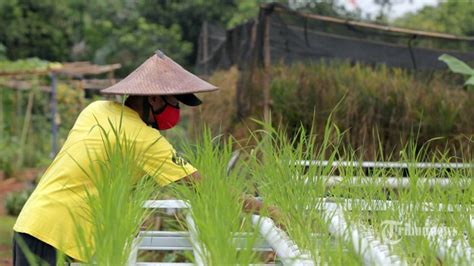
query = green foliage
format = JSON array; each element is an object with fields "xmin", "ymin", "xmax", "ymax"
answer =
[
  {"xmin": 0, "ymin": 59, "xmax": 84, "ymax": 171},
  {"xmin": 439, "ymin": 54, "xmax": 474, "ymax": 88},
  {"xmin": 0, "ymin": 215, "xmax": 16, "ymax": 259},
  {"xmin": 0, "ymin": 134, "xmax": 20, "ymax": 177},
  {"xmin": 227, "ymin": 0, "xmax": 262, "ymax": 28},
  {"xmin": 395, "ymin": 0, "xmax": 474, "ymax": 36},
  {"xmin": 0, "ymin": 58, "xmax": 56, "ymax": 72},
  {"xmin": 80, "ymin": 1, "xmax": 192, "ymax": 74},
  {"xmin": 0, "ymin": 0, "xmax": 76, "ymax": 61},
  {"xmin": 244, "ymin": 120, "xmax": 472, "ymax": 264},
  {"xmin": 0, "ymin": 43, "xmax": 6, "ymax": 60},
  {"xmin": 247, "ymin": 120, "xmax": 363, "ymax": 263},
  {"xmin": 0, "ymin": 0, "xmax": 358, "ymax": 68},
  {"xmin": 5, "ymin": 188, "xmax": 33, "ymax": 216},
  {"xmin": 137, "ymin": 0, "xmax": 239, "ymax": 67}
]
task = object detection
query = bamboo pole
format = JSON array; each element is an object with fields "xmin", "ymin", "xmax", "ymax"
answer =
[
  {"xmin": 263, "ymin": 12, "xmax": 271, "ymax": 122},
  {"xmin": 271, "ymin": 5, "xmax": 474, "ymax": 41},
  {"xmin": 0, "ymin": 88, "xmax": 3, "ymax": 141},
  {"xmin": 50, "ymin": 73, "xmax": 58, "ymax": 157},
  {"xmin": 17, "ymin": 90, "xmax": 35, "ymax": 169},
  {"xmin": 203, "ymin": 21, "xmax": 209, "ymax": 76}
]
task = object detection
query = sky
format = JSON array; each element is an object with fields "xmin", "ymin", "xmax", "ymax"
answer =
[{"xmin": 340, "ymin": 0, "xmax": 440, "ymax": 19}]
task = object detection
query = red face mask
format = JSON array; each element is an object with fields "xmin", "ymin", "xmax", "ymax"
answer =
[{"xmin": 151, "ymin": 98, "xmax": 180, "ymax": 130}]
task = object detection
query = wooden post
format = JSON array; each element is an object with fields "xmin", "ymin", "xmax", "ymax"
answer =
[
  {"xmin": 13, "ymin": 87, "xmax": 21, "ymax": 135},
  {"xmin": 0, "ymin": 87, "xmax": 3, "ymax": 141},
  {"xmin": 50, "ymin": 73, "xmax": 58, "ymax": 158},
  {"xmin": 263, "ymin": 13, "xmax": 271, "ymax": 122},
  {"xmin": 17, "ymin": 90, "xmax": 35, "ymax": 169},
  {"xmin": 203, "ymin": 21, "xmax": 209, "ymax": 76}
]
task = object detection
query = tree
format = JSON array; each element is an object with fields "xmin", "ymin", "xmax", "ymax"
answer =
[
  {"xmin": 0, "ymin": 0, "xmax": 76, "ymax": 61},
  {"xmin": 137, "ymin": 0, "xmax": 239, "ymax": 68},
  {"xmin": 395, "ymin": 0, "xmax": 474, "ymax": 36},
  {"xmin": 75, "ymin": 0, "xmax": 192, "ymax": 75}
]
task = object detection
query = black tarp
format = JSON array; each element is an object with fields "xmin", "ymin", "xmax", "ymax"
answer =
[{"xmin": 196, "ymin": 3, "xmax": 474, "ymax": 75}]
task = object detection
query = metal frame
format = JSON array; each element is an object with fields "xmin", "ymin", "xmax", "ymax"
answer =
[
  {"xmin": 129, "ymin": 160, "xmax": 471, "ymax": 265},
  {"xmin": 298, "ymin": 160, "xmax": 474, "ymax": 169},
  {"xmin": 135, "ymin": 199, "xmax": 472, "ymax": 265},
  {"xmin": 320, "ymin": 176, "xmax": 471, "ymax": 189},
  {"xmin": 132, "ymin": 200, "xmax": 279, "ymax": 266}
]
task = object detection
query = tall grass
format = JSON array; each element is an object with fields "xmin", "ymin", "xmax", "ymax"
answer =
[{"xmin": 0, "ymin": 81, "xmax": 84, "ymax": 175}]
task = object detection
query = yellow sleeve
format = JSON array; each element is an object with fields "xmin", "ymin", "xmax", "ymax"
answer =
[{"xmin": 140, "ymin": 134, "xmax": 197, "ymax": 186}]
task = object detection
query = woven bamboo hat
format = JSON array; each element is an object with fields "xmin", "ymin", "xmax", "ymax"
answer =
[{"xmin": 101, "ymin": 50, "xmax": 217, "ymax": 106}]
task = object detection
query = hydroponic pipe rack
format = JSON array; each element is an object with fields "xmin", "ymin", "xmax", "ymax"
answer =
[{"xmin": 130, "ymin": 198, "xmax": 472, "ymax": 265}]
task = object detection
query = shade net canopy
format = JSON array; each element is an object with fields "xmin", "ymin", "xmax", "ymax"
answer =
[{"xmin": 196, "ymin": 3, "xmax": 474, "ymax": 75}]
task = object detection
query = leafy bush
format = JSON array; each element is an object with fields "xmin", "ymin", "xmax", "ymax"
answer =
[
  {"xmin": 0, "ymin": 43, "xmax": 6, "ymax": 60},
  {"xmin": 5, "ymin": 188, "xmax": 33, "ymax": 216},
  {"xmin": 439, "ymin": 54, "xmax": 474, "ymax": 90},
  {"xmin": 0, "ymin": 58, "xmax": 84, "ymax": 170}
]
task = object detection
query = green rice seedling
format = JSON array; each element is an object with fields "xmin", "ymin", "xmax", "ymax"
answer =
[
  {"xmin": 70, "ymin": 107, "xmax": 160, "ymax": 264},
  {"xmin": 243, "ymin": 113, "xmax": 472, "ymax": 264},
  {"xmin": 353, "ymin": 138, "xmax": 474, "ymax": 265},
  {"xmin": 246, "ymin": 117, "xmax": 365, "ymax": 264},
  {"xmin": 171, "ymin": 127, "xmax": 261, "ymax": 265}
]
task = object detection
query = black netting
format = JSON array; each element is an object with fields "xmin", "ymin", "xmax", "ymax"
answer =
[
  {"xmin": 196, "ymin": 3, "xmax": 474, "ymax": 118},
  {"xmin": 196, "ymin": 20, "xmax": 255, "ymax": 75},
  {"xmin": 196, "ymin": 3, "xmax": 474, "ymax": 74}
]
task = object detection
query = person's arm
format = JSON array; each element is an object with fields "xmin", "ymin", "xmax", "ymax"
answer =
[
  {"xmin": 179, "ymin": 171, "xmax": 281, "ymax": 221},
  {"xmin": 181, "ymin": 171, "xmax": 202, "ymax": 183}
]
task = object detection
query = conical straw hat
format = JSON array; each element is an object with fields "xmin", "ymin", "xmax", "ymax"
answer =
[{"xmin": 101, "ymin": 50, "xmax": 217, "ymax": 95}]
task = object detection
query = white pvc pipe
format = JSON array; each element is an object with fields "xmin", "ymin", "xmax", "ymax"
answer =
[
  {"xmin": 184, "ymin": 213, "xmax": 207, "ymax": 266},
  {"xmin": 321, "ymin": 176, "xmax": 471, "ymax": 189},
  {"xmin": 321, "ymin": 198, "xmax": 471, "ymax": 213},
  {"xmin": 143, "ymin": 199, "xmax": 470, "ymax": 213},
  {"xmin": 143, "ymin": 199, "xmax": 189, "ymax": 209},
  {"xmin": 425, "ymin": 223, "xmax": 471, "ymax": 265},
  {"xmin": 251, "ymin": 215, "xmax": 315, "ymax": 265},
  {"xmin": 417, "ymin": 219, "xmax": 472, "ymax": 265},
  {"xmin": 299, "ymin": 160, "xmax": 474, "ymax": 169},
  {"xmin": 324, "ymin": 203, "xmax": 405, "ymax": 266},
  {"xmin": 471, "ymin": 215, "xmax": 474, "ymax": 231}
]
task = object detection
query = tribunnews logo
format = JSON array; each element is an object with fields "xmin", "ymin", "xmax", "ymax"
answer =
[{"xmin": 381, "ymin": 220, "xmax": 457, "ymax": 245}]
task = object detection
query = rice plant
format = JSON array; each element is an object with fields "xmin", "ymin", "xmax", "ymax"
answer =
[
  {"xmin": 71, "ymin": 109, "xmax": 160, "ymax": 264},
  {"xmin": 61, "ymin": 110, "xmax": 472, "ymax": 265},
  {"xmin": 171, "ymin": 127, "xmax": 261, "ymax": 264}
]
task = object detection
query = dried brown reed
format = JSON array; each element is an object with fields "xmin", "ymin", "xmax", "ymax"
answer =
[{"xmin": 195, "ymin": 60, "xmax": 474, "ymax": 160}]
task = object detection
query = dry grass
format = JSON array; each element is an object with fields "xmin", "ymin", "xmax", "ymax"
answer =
[
  {"xmin": 191, "ymin": 67, "xmax": 239, "ymax": 137},
  {"xmin": 196, "ymin": 61, "xmax": 474, "ymax": 160}
]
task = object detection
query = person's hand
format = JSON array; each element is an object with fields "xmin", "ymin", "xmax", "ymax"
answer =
[{"xmin": 266, "ymin": 205, "xmax": 286, "ymax": 230}]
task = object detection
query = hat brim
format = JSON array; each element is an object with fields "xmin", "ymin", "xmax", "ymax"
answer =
[
  {"xmin": 101, "ymin": 51, "xmax": 218, "ymax": 96},
  {"xmin": 175, "ymin": 93, "xmax": 202, "ymax": 106}
]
